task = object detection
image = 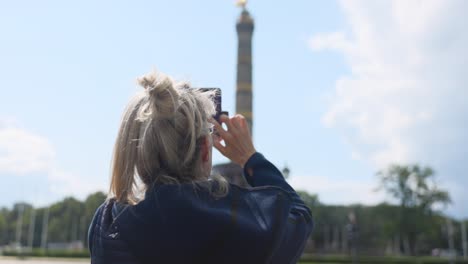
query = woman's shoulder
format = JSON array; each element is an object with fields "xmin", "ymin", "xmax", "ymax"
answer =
[
  {"xmin": 105, "ymin": 181, "xmax": 295, "ymax": 223},
  {"xmin": 136, "ymin": 181, "xmax": 297, "ymax": 226},
  {"xmin": 147, "ymin": 180, "xmax": 295, "ymax": 205}
]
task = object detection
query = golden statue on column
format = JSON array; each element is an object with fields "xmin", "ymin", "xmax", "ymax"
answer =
[{"xmin": 236, "ymin": 0, "xmax": 247, "ymax": 9}]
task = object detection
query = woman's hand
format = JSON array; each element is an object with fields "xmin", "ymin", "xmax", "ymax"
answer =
[{"xmin": 211, "ymin": 114, "xmax": 256, "ymax": 168}]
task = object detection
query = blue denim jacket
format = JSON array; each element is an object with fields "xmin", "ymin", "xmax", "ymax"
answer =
[{"xmin": 89, "ymin": 153, "xmax": 313, "ymax": 264}]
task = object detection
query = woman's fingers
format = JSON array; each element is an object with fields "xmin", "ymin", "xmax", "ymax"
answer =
[
  {"xmin": 210, "ymin": 114, "xmax": 256, "ymax": 167},
  {"xmin": 209, "ymin": 117, "xmax": 229, "ymax": 138},
  {"xmin": 219, "ymin": 114, "xmax": 237, "ymax": 134},
  {"xmin": 230, "ymin": 115, "xmax": 243, "ymax": 130},
  {"xmin": 238, "ymin": 115, "xmax": 249, "ymax": 132},
  {"xmin": 213, "ymin": 139, "xmax": 227, "ymax": 155}
]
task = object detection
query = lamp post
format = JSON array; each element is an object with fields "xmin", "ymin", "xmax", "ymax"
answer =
[
  {"xmin": 41, "ymin": 207, "xmax": 49, "ymax": 250},
  {"xmin": 282, "ymin": 165, "xmax": 290, "ymax": 179},
  {"xmin": 15, "ymin": 204, "xmax": 25, "ymax": 250},
  {"xmin": 347, "ymin": 212, "xmax": 359, "ymax": 264}
]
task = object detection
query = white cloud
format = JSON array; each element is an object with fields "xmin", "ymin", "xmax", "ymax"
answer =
[
  {"xmin": 289, "ymin": 175, "xmax": 384, "ymax": 205},
  {"xmin": 310, "ymin": 0, "xmax": 468, "ymax": 216},
  {"xmin": 48, "ymin": 168, "xmax": 100, "ymax": 198},
  {"xmin": 0, "ymin": 118, "xmax": 102, "ymax": 203},
  {"xmin": 0, "ymin": 123, "xmax": 55, "ymax": 174}
]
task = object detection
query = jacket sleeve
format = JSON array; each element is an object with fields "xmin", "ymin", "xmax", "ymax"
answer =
[{"xmin": 243, "ymin": 152, "xmax": 313, "ymax": 263}]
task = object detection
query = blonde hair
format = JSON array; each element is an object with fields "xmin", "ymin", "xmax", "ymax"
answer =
[{"xmin": 109, "ymin": 70, "xmax": 228, "ymax": 204}]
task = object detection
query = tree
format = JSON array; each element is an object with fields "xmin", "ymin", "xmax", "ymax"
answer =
[
  {"xmin": 297, "ymin": 191, "xmax": 319, "ymax": 209},
  {"xmin": 0, "ymin": 192, "xmax": 107, "ymax": 248},
  {"xmin": 377, "ymin": 164, "xmax": 451, "ymax": 255},
  {"xmin": 0, "ymin": 210, "xmax": 6, "ymax": 245}
]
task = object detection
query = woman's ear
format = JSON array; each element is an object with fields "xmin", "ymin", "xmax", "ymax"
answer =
[{"xmin": 201, "ymin": 135, "xmax": 211, "ymax": 162}]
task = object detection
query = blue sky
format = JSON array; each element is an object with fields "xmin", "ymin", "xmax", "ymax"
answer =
[{"xmin": 1, "ymin": 0, "xmax": 467, "ymax": 219}]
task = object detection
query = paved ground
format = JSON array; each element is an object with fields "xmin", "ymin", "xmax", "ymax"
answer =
[{"xmin": 0, "ymin": 257, "xmax": 88, "ymax": 263}]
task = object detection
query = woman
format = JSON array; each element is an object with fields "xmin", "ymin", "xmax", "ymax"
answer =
[{"xmin": 88, "ymin": 71, "xmax": 313, "ymax": 264}]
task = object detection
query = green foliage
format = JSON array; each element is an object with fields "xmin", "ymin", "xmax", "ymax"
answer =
[
  {"xmin": 298, "ymin": 191, "xmax": 319, "ymax": 208},
  {"xmin": 299, "ymin": 254, "xmax": 468, "ymax": 263},
  {"xmin": 306, "ymin": 200, "xmax": 458, "ymax": 255},
  {"xmin": 0, "ymin": 210, "xmax": 6, "ymax": 244},
  {"xmin": 376, "ymin": 164, "xmax": 452, "ymax": 255},
  {"xmin": 0, "ymin": 192, "xmax": 106, "ymax": 248},
  {"xmin": 3, "ymin": 248, "xmax": 89, "ymax": 258},
  {"xmin": 377, "ymin": 164, "xmax": 451, "ymax": 210}
]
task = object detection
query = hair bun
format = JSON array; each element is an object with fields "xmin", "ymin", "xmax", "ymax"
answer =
[{"xmin": 137, "ymin": 71, "xmax": 180, "ymax": 120}]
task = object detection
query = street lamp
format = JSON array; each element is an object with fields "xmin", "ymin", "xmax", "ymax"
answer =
[{"xmin": 282, "ymin": 165, "xmax": 290, "ymax": 179}]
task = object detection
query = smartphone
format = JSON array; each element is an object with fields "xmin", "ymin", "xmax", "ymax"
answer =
[{"xmin": 199, "ymin": 88, "xmax": 228, "ymax": 123}]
